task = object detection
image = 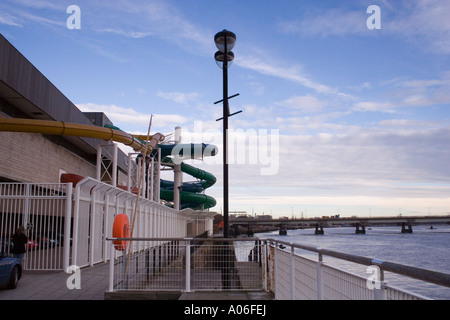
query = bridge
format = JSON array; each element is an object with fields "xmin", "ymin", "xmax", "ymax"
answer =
[{"xmin": 229, "ymin": 215, "xmax": 450, "ymax": 235}]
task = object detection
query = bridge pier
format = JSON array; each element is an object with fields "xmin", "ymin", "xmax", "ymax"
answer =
[
  {"xmin": 315, "ymin": 224, "xmax": 324, "ymax": 235},
  {"xmin": 401, "ymin": 223, "xmax": 413, "ymax": 234},
  {"xmin": 247, "ymin": 224, "xmax": 254, "ymax": 237},
  {"xmin": 279, "ymin": 225, "xmax": 287, "ymax": 236},
  {"xmin": 355, "ymin": 224, "xmax": 366, "ymax": 234}
]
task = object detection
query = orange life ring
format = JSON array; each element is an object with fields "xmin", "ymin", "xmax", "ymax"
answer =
[{"xmin": 112, "ymin": 214, "xmax": 130, "ymax": 251}]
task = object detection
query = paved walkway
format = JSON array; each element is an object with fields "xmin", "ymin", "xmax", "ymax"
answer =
[
  {"xmin": 0, "ymin": 263, "xmax": 273, "ymax": 300},
  {"xmin": 0, "ymin": 263, "xmax": 110, "ymax": 300}
]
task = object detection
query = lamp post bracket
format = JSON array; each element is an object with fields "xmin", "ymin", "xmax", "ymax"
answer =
[
  {"xmin": 214, "ymin": 93, "xmax": 240, "ymax": 105},
  {"xmin": 216, "ymin": 110, "xmax": 242, "ymax": 122}
]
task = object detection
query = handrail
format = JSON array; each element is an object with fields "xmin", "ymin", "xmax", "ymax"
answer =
[{"xmin": 106, "ymin": 237, "xmax": 264, "ymax": 242}]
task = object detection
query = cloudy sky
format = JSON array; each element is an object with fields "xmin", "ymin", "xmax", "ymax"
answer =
[{"xmin": 1, "ymin": 0, "xmax": 450, "ymax": 217}]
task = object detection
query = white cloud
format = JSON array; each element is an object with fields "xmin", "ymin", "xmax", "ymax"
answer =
[
  {"xmin": 223, "ymin": 125, "xmax": 450, "ymax": 194},
  {"xmin": 378, "ymin": 119, "xmax": 437, "ymax": 129},
  {"xmin": 76, "ymin": 103, "xmax": 189, "ymax": 129},
  {"xmin": 156, "ymin": 91, "xmax": 201, "ymax": 105},
  {"xmin": 387, "ymin": 0, "xmax": 450, "ymax": 54},
  {"xmin": 276, "ymin": 95, "xmax": 327, "ymax": 113},
  {"xmin": 1, "ymin": 0, "xmax": 65, "ymax": 28},
  {"xmin": 92, "ymin": 0, "xmax": 213, "ymax": 54},
  {"xmin": 7, "ymin": 0, "xmax": 63, "ymax": 10},
  {"xmin": 353, "ymin": 101, "xmax": 396, "ymax": 112},
  {"xmin": 278, "ymin": 8, "xmax": 367, "ymax": 37},
  {"xmin": 0, "ymin": 12, "xmax": 22, "ymax": 27},
  {"xmin": 353, "ymin": 72, "xmax": 450, "ymax": 112},
  {"xmin": 230, "ymin": 195, "xmax": 450, "ymax": 211},
  {"xmin": 97, "ymin": 28, "xmax": 154, "ymax": 39},
  {"xmin": 279, "ymin": 1, "xmax": 450, "ymax": 55},
  {"xmin": 237, "ymin": 53, "xmax": 339, "ymax": 95},
  {"xmin": 208, "ymin": 123, "xmax": 450, "ymax": 216}
]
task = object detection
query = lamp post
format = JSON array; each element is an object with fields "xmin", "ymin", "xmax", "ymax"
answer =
[{"xmin": 214, "ymin": 30, "xmax": 239, "ymax": 238}]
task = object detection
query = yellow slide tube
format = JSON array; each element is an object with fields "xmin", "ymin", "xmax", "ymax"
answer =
[{"xmin": 0, "ymin": 118, "xmax": 165, "ymax": 153}]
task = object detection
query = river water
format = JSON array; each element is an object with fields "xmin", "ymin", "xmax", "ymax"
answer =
[{"xmin": 255, "ymin": 224, "xmax": 450, "ymax": 300}]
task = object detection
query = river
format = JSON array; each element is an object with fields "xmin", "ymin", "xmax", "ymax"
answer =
[{"xmin": 255, "ymin": 224, "xmax": 450, "ymax": 300}]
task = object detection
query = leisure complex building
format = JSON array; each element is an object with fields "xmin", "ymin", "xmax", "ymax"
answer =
[{"xmin": 0, "ymin": 33, "xmax": 217, "ymax": 272}]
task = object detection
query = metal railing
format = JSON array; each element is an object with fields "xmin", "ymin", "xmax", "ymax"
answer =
[
  {"xmin": 0, "ymin": 180, "xmax": 189, "ymax": 271},
  {"xmin": 106, "ymin": 237, "xmax": 450, "ymax": 300},
  {"xmin": 107, "ymin": 237, "xmax": 266, "ymax": 293},
  {"xmin": 269, "ymin": 239, "xmax": 450, "ymax": 300},
  {"xmin": 0, "ymin": 183, "xmax": 72, "ymax": 271}
]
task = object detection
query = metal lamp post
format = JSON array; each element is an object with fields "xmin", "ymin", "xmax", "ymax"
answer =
[{"xmin": 214, "ymin": 30, "xmax": 240, "ymax": 238}]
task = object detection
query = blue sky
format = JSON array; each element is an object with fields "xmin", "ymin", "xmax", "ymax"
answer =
[{"xmin": 1, "ymin": 0, "xmax": 450, "ymax": 217}]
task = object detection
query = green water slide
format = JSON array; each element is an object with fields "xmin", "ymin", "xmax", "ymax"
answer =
[
  {"xmin": 157, "ymin": 144, "xmax": 218, "ymax": 210},
  {"xmin": 103, "ymin": 124, "xmax": 218, "ymax": 210}
]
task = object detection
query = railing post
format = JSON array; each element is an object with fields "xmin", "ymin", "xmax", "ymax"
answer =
[
  {"xmin": 317, "ymin": 252, "xmax": 323, "ymax": 300},
  {"xmin": 274, "ymin": 241, "xmax": 278, "ymax": 299},
  {"xmin": 185, "ymin": 239, "xmax": 191, "ymax": 292},
  {"xmin": 263, "ymin": 240, "xmax": 268, "ymax": 291},
  {"xmin": 23, "ymin": 183, "xmax": 30, "ymax": 229},
  {"xmin": 72, "ymin": 184, "xmax": 80, "ymax": 267},
  {"xmin": 374, "ymin": 269, "xmax": 387, "ymax": 300},
  {"xmin": 290, "ymin": 243, "xmax": 295, "ymax": 300},
  {"xmin": 63, "ymin": 182, "xmax": 73, "ymax": 272},
  {"xmin": 109, "ymin": 241, "xmax": 115, "ymax": 292}
]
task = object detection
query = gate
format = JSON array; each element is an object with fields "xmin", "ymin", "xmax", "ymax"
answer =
[{"xmin": 0, "ymin": 183, "xmax": 72, "ymax": 271}]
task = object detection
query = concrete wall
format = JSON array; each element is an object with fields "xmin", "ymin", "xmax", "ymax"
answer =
[{"xmin": 0, "ymin": 131, "xmax": 96, "ymax": 183}]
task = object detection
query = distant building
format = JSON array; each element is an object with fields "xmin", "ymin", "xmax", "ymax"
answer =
[{"xmin": 256, "ymin": 215, "xmax": 272, "ymax": 220}]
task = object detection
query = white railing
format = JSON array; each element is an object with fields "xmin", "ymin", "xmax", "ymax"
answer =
[
  {"xmin": 0, "ymin": 179, "xmax": 189, "ymax": 271},
  {"xmin": 70, "ymin": 177, "xmax": 189, "ymax": 270},
  {"xmin": 0, "ymin": 183, "xmax": 72, "ymax": 271},
  {"xmin": 107, "ymin": 237, "xmax": 266, "ymax": 293},
  {"xmin": 269, "ymin": 239, "xmax": 450, "ymax": 300},
  {"xmin": 106, "ymin": 237, "xmax": 450, "ymax": 300}
]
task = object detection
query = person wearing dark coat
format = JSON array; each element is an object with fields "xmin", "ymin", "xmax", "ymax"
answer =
[{"xmin": 12, "ymin": 226, "xmax": 28, "ymax": 263}]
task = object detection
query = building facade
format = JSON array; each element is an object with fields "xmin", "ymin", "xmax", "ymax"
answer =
[{"xmin": 0, "ymin": 34, "xmax": 128, "ymax": 185}]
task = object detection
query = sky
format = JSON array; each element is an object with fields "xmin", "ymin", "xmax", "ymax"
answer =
[{"xmin": 1, "ymin": 0, "xmax": 450, "ymax": 218}]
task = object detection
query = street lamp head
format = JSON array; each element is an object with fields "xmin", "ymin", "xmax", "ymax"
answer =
[
  {"xmin": 214, "ymin": 30, "xmax": 236, "ymax": 53},
  {"xmin": 215, "ymin": 50, "xmax": 234, "ymax": 69}
]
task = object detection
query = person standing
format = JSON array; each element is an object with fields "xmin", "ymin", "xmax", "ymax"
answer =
[{"xmin": 12, "ymin": 226, "xmax": 28, "ymax": 263}]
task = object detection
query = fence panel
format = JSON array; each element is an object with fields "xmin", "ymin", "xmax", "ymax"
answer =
[
  {"xmin": 1, "ymin": 177, "xmax": 188, "ymax": 271},
  {"xmin": 322, "ymin": 264, "xmax": 374, "ymax": 300},
  {"xmin": 274, "ymin": 248, "xmax": 291, "ymax": 299},
  {"xmin": 293, "ymin": 254, "xmax": 318, "ymax": 300},
  {"xmin": 269, "ymin": 242, "xmax": 431, "ymax": 300},
  {"xmin": 0, "ymin": 183, "xmax": 72, "ymax": 271},
  {"xmin": 111, "ymin": 239, "xmax": 185, "ymax": 291},
  {"xmin": 108, "ymin": 238, "xmax": 265, "ymax": 293},
  {"xmin": 71, "ymin": 177, "xmax": 186, "ymax": 268}
]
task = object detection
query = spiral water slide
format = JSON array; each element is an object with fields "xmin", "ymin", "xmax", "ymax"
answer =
[
  {"xmin": 105, "ymin": 124, "xmax": 218, "ymax": 210},
  {"xmin": 156, "ymin": 143, "xmax": 218, "ymax": 210}
]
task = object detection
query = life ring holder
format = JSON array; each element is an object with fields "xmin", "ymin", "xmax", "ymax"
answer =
[{"xmin": 112, "ymin": 214, "xmax": 130, "ymax": 251}]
